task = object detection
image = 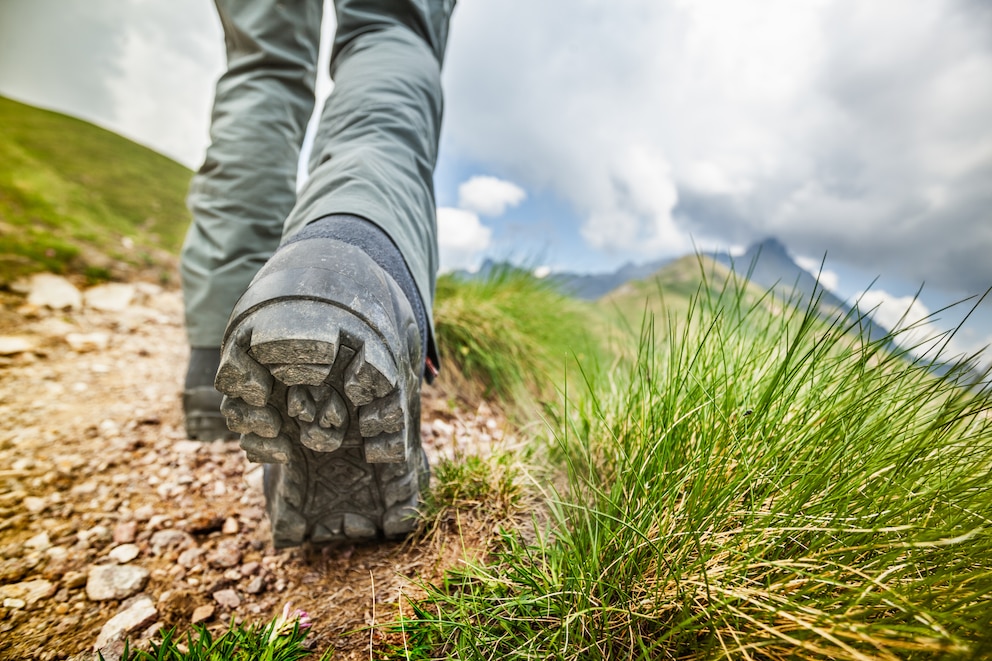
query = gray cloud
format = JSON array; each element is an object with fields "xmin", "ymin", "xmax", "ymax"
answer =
[
  {"xmin": 442, "ymin": 0, "xmax": 992, "ymax": 295},
  {"xmin": 1, "ymin": 0, "xmax": 989, "ymax": 296},
  {"xmin": 0, "ymin": 1, "xmax": 126, "ymax": 122},
  {"xmin": 0, "ymin": 0, "xmax": 222, "ymax": 167}
]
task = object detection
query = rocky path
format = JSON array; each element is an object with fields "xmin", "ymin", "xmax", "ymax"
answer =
[{"xmin": 0, "ymin": 275, "xmax": 508, "ymax": 660}]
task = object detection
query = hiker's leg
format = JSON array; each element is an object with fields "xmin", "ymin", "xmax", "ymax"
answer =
[
  {"xmin": 213, "ymin": 0, "xmax": 455, "ymax": 545},
  {"xmin": 180, "ymin": 0, "xmax": 321, "ymax": 439},
  {"xmin": 280, "ymin": 0, "xmax": 456, "ymax": 370},
  {"xmin": 181, "ymin": 0, "xmax": 322, "ymax": 350}
]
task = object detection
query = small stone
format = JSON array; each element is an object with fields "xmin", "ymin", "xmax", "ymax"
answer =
[
  {"xmin": 147, "ymin": 514, "xmax": 172, "ymax": 530},
  {"xmin": 142, "ymin": 622, "xmax": 165, "ymax": 641},
  {"xmin": 212, "ymin": 589, "xmax": 240, "ymax": 609},
  {"xmin": 78, "ymin": 525, "xmax": 112, "ymax": 548},
  {"xmin": 222, "ymin": 517, "xmax": 239, "ymax": 535},
  {"xmin": 150, "ymin": 529, "xmax": 193, "ymax": 554},
  {"xmin": 84, "ymin": 283, "xmax": 136, "ymax": 312},
  {"xmin": 94, "ymin": 596, "xmax": 157, "ymax": 650},
  {"xmin": 134, "ymin": 282, "xmax": 163, "ymax": 299},
  {"xmin": 185, "ymin": 514, "xmax": 224, "ymax": 535},
  {"xmin": 191, "ymin": 604, "xmax": 214, "ymax": 624},
  {"xmin": 12, "ymin": 458, "xmax": 33, "ymax": 471},
  {"xmin": 3, "ymin": 598, "xmax": 26, "ymax": 610},
  {"xmin": 108, "ymin": 544, "xmax": 140, "ymax": 564},
  {"xmin": 245, "ymin": 576, "xmax": 265, "ymax": 595},
  {"xmin": 113, "ymin": 521, "xmax": 137, "ymax": 544},
  {"xmin": 24, "ymin": 497, "xmax": 47, "ymax": 514},
  {"xmin": 0, "ymin": 579, "xmax": 55, "ymax": 607},
  {"xmin": 176, "ymin": 547, "xmax": 203, "ymax": 569},
  {"xmin": 66, "ymin": 332, "xmax": 110, "ymax": 353},
  {"xmin": 240, "ymin": 561, "xmax": 260, "ymax": 576},
  {"xmin": 63, "ymin": 571, "xmax": 88, "ymax": 589},
  {"xmin": 0, "ymin": 336, "xmax": 38, "ymax": 356},
  {"xmin": 27, "ymin": 274, "xmax": 82, "ymax": 310},
  {"xmin": 208, "ymin": 539, "xmax": 241, "ymax": 568},
  {"xmin": 173, "ymin": 440, "xmax": 203, "ymax": 455},
  {"xmin": 25, "ymin": 531, "xmax": 52, "ymax": 552},
  {"xmin": 46, "ymin": 546, "xmax": 68, "ymax": 560},
  {"xmin": 86, "ymin": 565, "xmax": 150, "ymax": 601}
]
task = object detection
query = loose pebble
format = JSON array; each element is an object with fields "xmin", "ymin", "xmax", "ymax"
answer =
[
  {"xmin": 108, "ymin": 544, "xmax": 141, "ymax": 564},
  {"xmin": 24, "ymin": 532, "xmax": 51, "ymax": 552},
  {"xmin": 0, "ymin": 580, "xmax": 55, "ymax": 607},
  {"xmin": 113, "ymin": 521, "xmax": 138, "ymax": 544},
  {"xmin": 86, "ymin": 565, "xmax": 150, "ymax": 601},
  {"xmin": 212, "ymin": 589, "xmax": 241, "ymax": 609},
  {"xmin": 150, "ymin": 529, "xmax": 194, "ymax": 554},
  {"xmin": 94, "ymin": 597, "xmax": 157, "ymax": 650},
  {"xmin": 191, "ymin": 604, "xmax": 215, "ymax": 624},
  {"xmin": 27, "ymin": 274, "xmax": 82, "ymax": 310},
  {"xmin": 208, "ymin": 539, "xmax": 241, "ymax": 568}
]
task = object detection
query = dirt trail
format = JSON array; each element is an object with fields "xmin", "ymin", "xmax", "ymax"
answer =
[{"xmin": 0, "ymin": 279, "xmax": 507, "ymax": 660}]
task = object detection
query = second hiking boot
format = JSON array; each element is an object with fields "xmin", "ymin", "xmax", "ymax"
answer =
[{"xmin": 214, "ymin": 237, "xmax": 427, "ymax": 547}]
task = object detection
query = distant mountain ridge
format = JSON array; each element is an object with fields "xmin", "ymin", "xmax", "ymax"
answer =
[
  {"xmin": 707, "ymin": 237, "xmax": 892, "ymax": 344},
  {"xmin": 548, "ymin": 257, "xmax": 676, "ymax": 300},
  {"xmin": 470, "ymin": 236, "xmax": 893, "ymax": 342}
]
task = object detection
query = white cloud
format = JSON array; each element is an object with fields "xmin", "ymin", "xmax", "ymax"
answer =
[
  {"xmin": 856, "ymin": 289, "xmax": 969, "ymax": 359},
  {"xmin": 107, "ymin": 3, "xmax": 223, "ymax": 167},
  {"xmin": 443, "ymin": 0, "xmax": 992, "ymax": 293},
  {"xmin": 579, "ymin": 145, "xmax": 687, "ymax": 256},
  {"xmin": 533, "ymin": 265, "xmax": 552, "ymax": 279},
  {"xmin": 795, "ymin": 256, "xmax": 839, "ymax": 292},
  {"xmin": 436, "ymin": 207, "xmax": 492, "ymax": 273},
  {"xmin": 2, "ymin": 0, "xmax": 991, "ymax": 296},
  {"xmin": 457, "ymin": 176, "xmax": 526, "ymax": 217}
]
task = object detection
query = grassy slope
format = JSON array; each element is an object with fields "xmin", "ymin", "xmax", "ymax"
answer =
[
  {"xmin": 397, "ymin": 261, "xmax": 992, "ymax": 660},
  {"xmin": 0, "ymin": 95, "xmax": 192, "ymax": 284}
]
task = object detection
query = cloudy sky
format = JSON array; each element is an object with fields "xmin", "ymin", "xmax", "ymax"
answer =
[{"xmin": 1, "ymin": 0, "xmax": 990, "ymax": 360}]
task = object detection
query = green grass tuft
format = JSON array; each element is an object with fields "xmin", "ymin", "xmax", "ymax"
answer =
[
  {"xmin": 433, "ymin": 265, "xmax": 597, "ymax": 408},
  {"xmin": 423, "ymin": 451, "xmax": 524, "ymax": 525},
  {"xmin": 395, "ymin": 267, "xmax": 992, "ymax": 660},
  {"xmin": 107, "ymin": 605, "xmax": 329, "ymax": 661}
]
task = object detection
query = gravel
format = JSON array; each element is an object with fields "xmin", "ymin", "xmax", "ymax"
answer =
[{"xmin": 0, "ymin": 279, "xmax": 509, "ymax": 659}]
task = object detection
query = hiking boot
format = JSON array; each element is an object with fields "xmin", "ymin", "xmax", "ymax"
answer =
[
  {"xmin": 214, "ymin": 237, "xmax": 428, "ymax": 547},
  {"xmin": 184, "ymin": 348, "xmax": 238, "ymax": 441}
]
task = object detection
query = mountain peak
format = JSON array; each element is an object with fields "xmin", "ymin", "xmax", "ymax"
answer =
[{"xmin": 749, "ymin": 237, "xmax": 790, "ymax": 257}]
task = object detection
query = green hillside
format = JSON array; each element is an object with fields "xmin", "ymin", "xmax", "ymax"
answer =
[
  {"xmin": 596, "ymin": 254, "xmax": 783, "ymax": 351},
  {"xmin": 602, "ymin": 254, "xmax": 737, "ymax": 319},
  {"xmin": 0, "ymin": 95, "xmax": 192, "ymax": 285}
]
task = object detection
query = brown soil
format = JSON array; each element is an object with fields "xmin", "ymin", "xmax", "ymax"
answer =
[{"xmin": 0, "ymin": 282, "xmax": 513, "ymax": 660}]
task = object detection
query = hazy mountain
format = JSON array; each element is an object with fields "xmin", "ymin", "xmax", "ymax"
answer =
[
  {"xmin": 708, "ymin": 237, "xmax": 891, "ymax": 343},
  {"xmin": 547, "ymin": 257, "xmax": 676, "ymax": 300}
]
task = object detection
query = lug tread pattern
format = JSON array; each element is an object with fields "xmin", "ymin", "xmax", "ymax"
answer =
[{"xmin": 215, "ymin": 298, "xmax": 425, "ymax": 547}]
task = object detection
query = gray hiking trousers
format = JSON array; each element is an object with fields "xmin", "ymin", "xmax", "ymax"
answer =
[{"xmin": 180, "ymin": 0, "xmax": 453, "ymax": 351}]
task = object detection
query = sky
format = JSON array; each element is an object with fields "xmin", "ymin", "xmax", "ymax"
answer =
[{"xmin": 1, "ymin": 0, "xmax": 990, "ymax": 362}]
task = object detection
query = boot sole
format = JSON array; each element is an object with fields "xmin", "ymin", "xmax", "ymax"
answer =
[
  {"xmin": 183, "ymin": 387, "xmax": 239, "ymax": 441},
  {"xmin": 214, "ymin": 240, "xmax": 426, "ymax": 547}
]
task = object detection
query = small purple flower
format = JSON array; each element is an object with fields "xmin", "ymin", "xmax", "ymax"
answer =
[
  {"xmin": 295, "ymin": 610, "xmax": 312, "ymax": 630},
  {"xmin": 268, "ymin": 603, "xmax": 313, "ymax": 642}
]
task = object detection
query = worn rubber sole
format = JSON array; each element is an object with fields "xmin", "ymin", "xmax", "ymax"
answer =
[
  {"xmin": 183, "ymin": 387, "xmax": 239, "ymax": 441},
  {"xmin": 214, "ymin": 239, "xmax": 426, "ymax": 547}
]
